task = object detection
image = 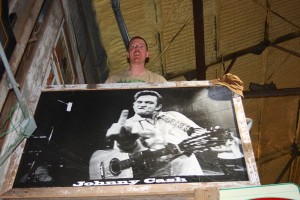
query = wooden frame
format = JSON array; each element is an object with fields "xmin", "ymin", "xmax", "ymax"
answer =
[
  {"xmin": 0, "ymin": 81, "xmax": 259, "ymax": 199},
  {"xmin": 42, "ymin": 54, "xmax": 62, "ymax": 85},
  {"xmin": 51, "ymin": 19, "xmax": 77, "ymax": 85},
  {"xmin": 0, "ymin": 0, "xmax": 16, "ymax": 80}
]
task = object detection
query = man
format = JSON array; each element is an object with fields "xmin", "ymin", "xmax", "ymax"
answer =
[
  {"xmin": 105, "ymin": 36, "xmax": 167, "ymax": 83},
  {"xmin": 105, "ymin": 90, "xmax": 207, "ymax": 177},
  {"xmin": 89, "ymin": 90, "xmax": 245, "ymax": 179}
]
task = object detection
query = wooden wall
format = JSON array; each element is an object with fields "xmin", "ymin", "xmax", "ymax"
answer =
[{"xmin": 0, "ymin": 0, "xmax": 108, "ymax": 195}]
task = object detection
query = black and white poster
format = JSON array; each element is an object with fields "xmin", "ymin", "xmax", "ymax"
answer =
[{"xmin": 13, "ymin": 85, "xmax": 249, "ymax": 188}]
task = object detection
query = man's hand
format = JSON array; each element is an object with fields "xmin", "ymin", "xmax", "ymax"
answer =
[
  {"xmin": 210, "ymin": 132, "xmax": 244, "ymax": 159},
  {"xmin": 106, "ymin": 110, "xmax": 139, "ymax": 149},
  {"xmin": 138, "ymin": 130, "xmax": 165, "ymax": 150},
  {"xmin": 180, "ymin": 128, "xmax": 212, "ymax": 152},
  {"xmin": 106, "ymin": 110, "xmax": 130, "ymax": 138}
]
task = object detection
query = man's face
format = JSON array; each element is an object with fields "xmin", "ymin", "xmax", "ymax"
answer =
[
  {"xmin": 133, "ymin": 95, "xmax": 161, "ymax": 117},
  {"xmin": 127, "ymin": 38, "xmax": 149, "ymax": 64}
]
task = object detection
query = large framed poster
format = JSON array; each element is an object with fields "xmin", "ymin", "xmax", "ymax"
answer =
[{"xmin": 1, "ymin": 82, "xmax": 259, "ymax": 198}]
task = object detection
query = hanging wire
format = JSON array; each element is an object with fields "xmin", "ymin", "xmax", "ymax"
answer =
[
  {"xmin": 0, "ymin": 104, "xmax": 25, "ymax": 139},
  {"xmin": 0, "ymin": 103, "xmax": 32, "ymax": 166}
]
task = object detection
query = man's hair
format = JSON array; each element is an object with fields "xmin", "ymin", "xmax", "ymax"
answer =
[
  {"xmin": 134, "ymin": 90, "xmax": 163, "ymax": 102},
  {"xmin": 128, "ymin": 36, "xmax": 149, "ymax": 50}
]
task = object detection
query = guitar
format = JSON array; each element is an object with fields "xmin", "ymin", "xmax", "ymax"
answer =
[{"xmin": 89, "ymin": 127, "xmax": 234, "ymax": 179}]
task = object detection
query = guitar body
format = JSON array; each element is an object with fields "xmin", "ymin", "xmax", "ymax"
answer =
[
  {"xmin": 89, "ymin": 148, "xmax": 172, "ymax": 179},
  {"xmin": 89, "ymin": 128, "xmax": 235, "ymax": 179},
  {"xmin": 89, "ymin": 149, "xmax": 133, "ymax": 179}
]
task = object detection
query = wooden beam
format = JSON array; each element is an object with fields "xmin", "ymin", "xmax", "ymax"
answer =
[
  {"xmin": 166, "ymin": 32, "xmax": 300, "ymax": 80},
  {"xmin": 244, "ymin": 88, "xmax": 300, "ymax": 98},
  {"xmin": 192, "ymin": 0, "xmax": 206, "ymax": 80}
]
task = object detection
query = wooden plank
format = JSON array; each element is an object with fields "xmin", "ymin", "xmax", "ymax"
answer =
[
  {"xmin": 194, "ymin": 187, "xmax": 220, "ymax": 200},
  {"xmin": 0, "ymin": 0, "xmax": 44, "ymax": 112},
  {"xmin": 0, "ymin": 0, "xmax": 63, "ymax": 195}
]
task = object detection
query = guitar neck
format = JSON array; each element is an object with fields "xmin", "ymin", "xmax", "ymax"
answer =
[
  {"xmin": 131, "ymin": 143, "xmax": 180, "ymax": 160},
  {"xmin": 114, "ymin": 143, "xmax": 181, "ymax": 170}
]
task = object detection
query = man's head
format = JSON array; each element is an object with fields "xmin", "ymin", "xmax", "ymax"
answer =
[
  {"xmin": 133, "ymin": 90, "xmax": 162, "ymax": 118},
  {"xmin": 127, "ymin": 36, "xmax": 149, "ymax": 65}
]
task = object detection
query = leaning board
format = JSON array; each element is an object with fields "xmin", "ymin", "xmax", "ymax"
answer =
[
  {"xmin": 0, "ymin": 81, "xmax": 260, "ymax": 199},
  {"xmin": 220, "ymin": 183, "xmax": 300, "ymax": 199}
]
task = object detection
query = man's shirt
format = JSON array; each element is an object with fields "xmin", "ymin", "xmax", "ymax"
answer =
[
  {"xmin": 105, "ymin": 69, "xmax": 167, "ymax": 83},
  {"xmin": 114, "ymin": 111, "xmax": 204, "ymax": 177}
]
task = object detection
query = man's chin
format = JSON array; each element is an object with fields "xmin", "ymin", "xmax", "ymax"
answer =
[{"xmin": 137, "ymin": 112, "xmax": 152, "ymax": 118}]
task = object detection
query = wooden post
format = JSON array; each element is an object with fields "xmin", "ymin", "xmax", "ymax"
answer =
[{"xmin": 194, "ymin": 187, "xmax": 220, "ymax": 200}]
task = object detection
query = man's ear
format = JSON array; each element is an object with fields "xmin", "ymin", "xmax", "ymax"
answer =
[
  {"xmin": 155, "ymin": 104, "xmax": 162, "ymax": 111},
  {"xmin": 127, "ymin": 52, "xmax": 130, "ymax": 63},
  {"xmin": 145, "ymin": 51, "xmax": 150, "ymax": 63}
]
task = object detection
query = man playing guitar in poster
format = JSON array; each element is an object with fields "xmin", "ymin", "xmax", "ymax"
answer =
[{"xmin": 89, "ymin": 90, "xmax": 243, "ymax": 180}]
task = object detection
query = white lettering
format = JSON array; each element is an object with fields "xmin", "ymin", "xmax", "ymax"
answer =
[
  {"xmin": 72, "ymin": 179, "xmax": 141, "ymax": 187},
  {"xmin": 73, "ymin": 181, "xmax": 85, "ymax": 187},
  {"xmin": 117, "ymin": 181, "xmax": 130, "ymax": 185},
  {"xmin": 155, "ymin": 178, "xmax": 166, "ymax": 183},
  {"xmin": 84, "ymin": 182, "xmax": 94, "ymax": 186},
  {"xmin": 175, "ymin": 177, "xmax": 187, "ymax": 182},
  {"xmin": 128, "ymin": 180, "xmax": 140, "ymax": 185},
  {"xmin": 93, "ymin": 181, "xmax": 106, "ymax": 186},
  {"xmin": 165, "ymin": 178, "xmax": 175, "ymax": 183},
  {"xmin": 144, "ymin": 178, "xmax": 155, "ymax": 184},
  {"xmin": 143, "ymin": 177, "xmax": 188, "ymax": 184},
  {"xmin": 105, "ymin": 181, "xmax": 117, "ymax": 185}
]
